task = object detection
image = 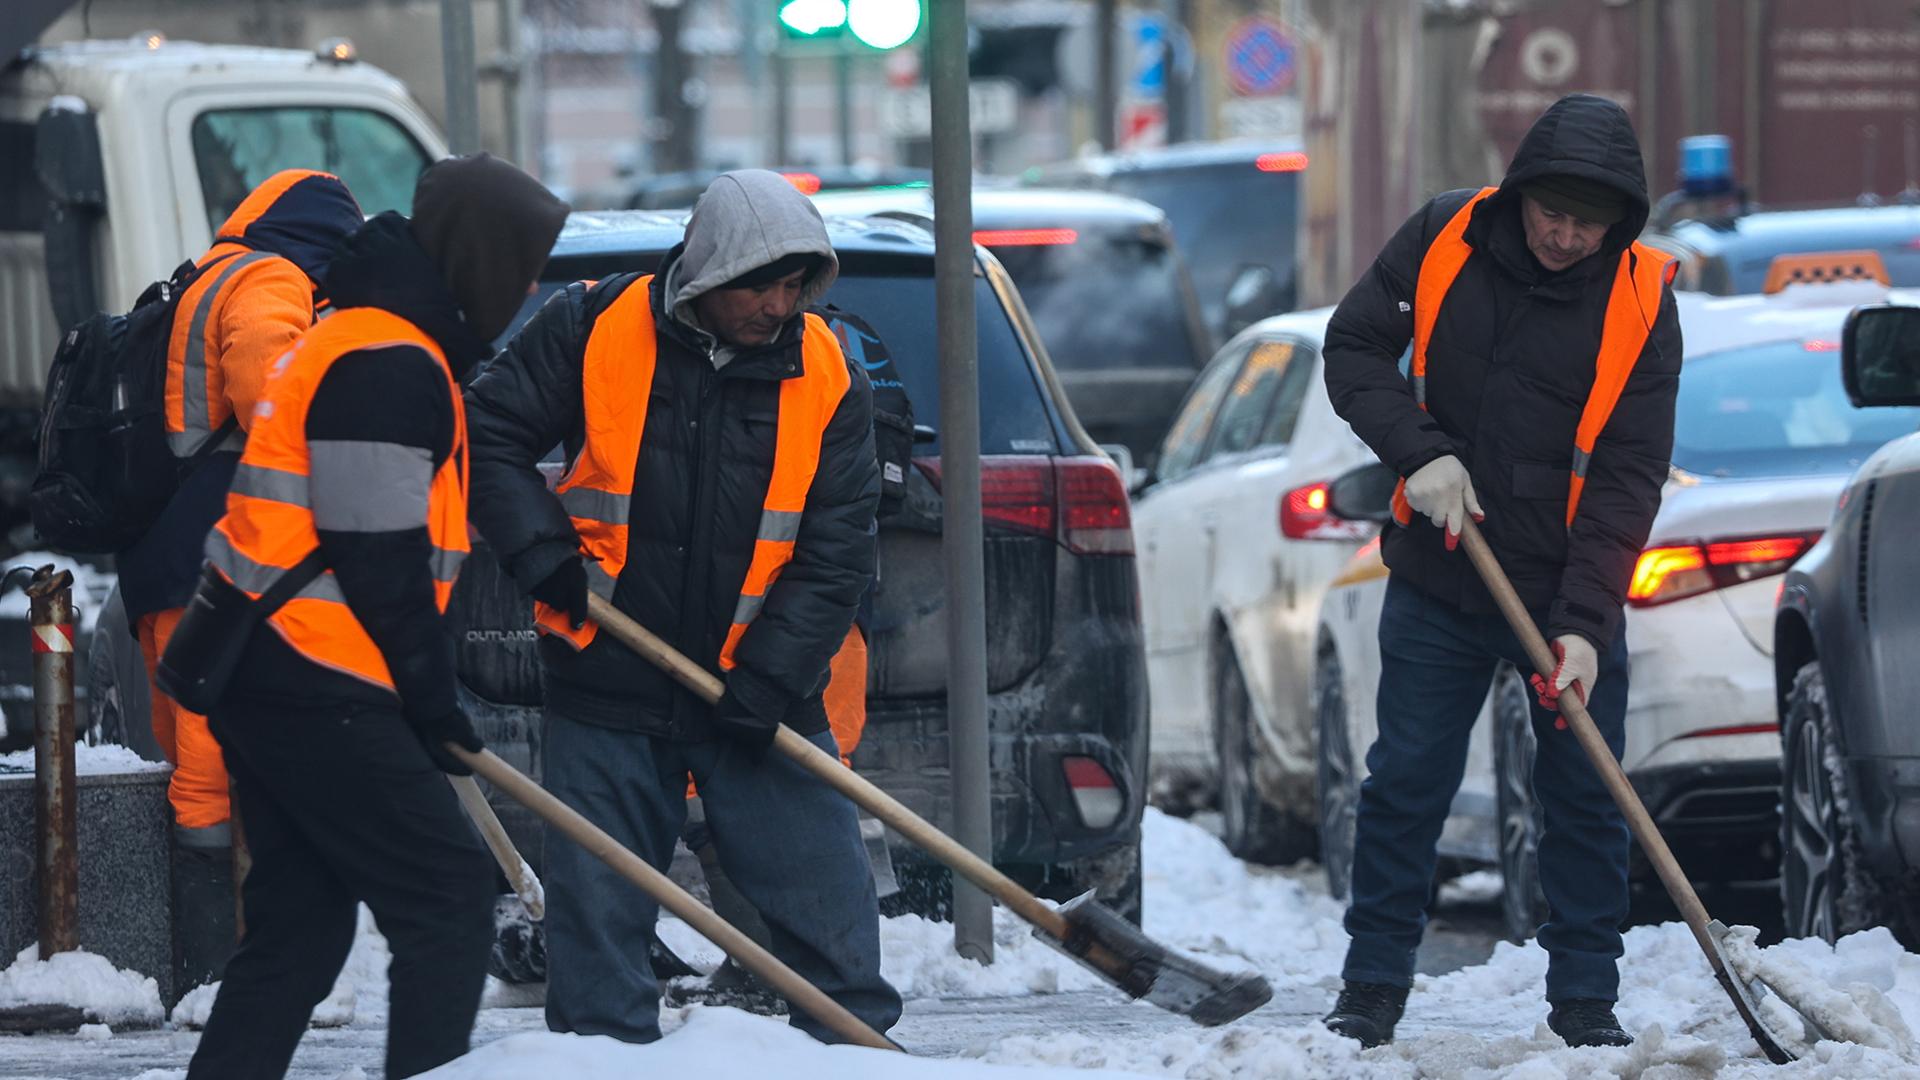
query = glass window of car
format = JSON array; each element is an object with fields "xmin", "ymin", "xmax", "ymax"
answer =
[
  {"xmin": 1674, "ymin": 338, "xmax": 1920, "ymax": 477},
  {"xmin": 1155, "ymin": 341, "xmax": 1246, "ymax": 482},
  {"xmin": 1106, "ymin": 163, "xmax": 1301, "ymax": 329},
  {"xmin": 1260, "ymin": 340, "xmax": 1319, "ymax": 446},
  {"xmin": 191, "ymin": 107, "xmax": 429, "ymax": 230},
  {"xmin": 986, "ymin": 229, "xmax": 1204, "ymax": 373},
  {"xmin": 1206, "ymin": 339, "xmax": 1302, "ymax": 457}
]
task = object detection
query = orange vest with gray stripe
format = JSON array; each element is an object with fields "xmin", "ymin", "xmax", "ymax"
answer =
[
  {"xmin": 164, "ymin": 244, "xmax": 289, "ymax": 456},
  {"xmin": 207, "ymin": 309, "xmax": 470, "ymax": 690},
  {"xmin": 1391, "ymin": 186, "xmax": 1676, "ymax": 530},
  {"xmin": 535, "ymin": 274, "xmax": 851, "ymax": 669}
]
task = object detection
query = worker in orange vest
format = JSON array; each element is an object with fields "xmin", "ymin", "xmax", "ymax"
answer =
[
  {"xmin": 1319, "ymin": 94, "xmax": 1681, "ymax": 1050},
  {"xmin": 175, "ymin": 154, "xmax": 566, "ymax": 1080},
  {"xmin": 113, "ymin": 169, "xmax": 364, "ymax": 993},
  {"xmin": 466, "ymin": 170, "xmax": 901, "ymax": 1044}
]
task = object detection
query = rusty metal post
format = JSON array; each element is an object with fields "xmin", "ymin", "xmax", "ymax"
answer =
[{"xmin": 28, "ymin": 566, "xmax": 78, "ymax": 957}]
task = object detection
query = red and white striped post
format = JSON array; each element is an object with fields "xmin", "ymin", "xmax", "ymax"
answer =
[{"xmin": 28, "ymin": 566, "xmax": 78, "ymax": 956}]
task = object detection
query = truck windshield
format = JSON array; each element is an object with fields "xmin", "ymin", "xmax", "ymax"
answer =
[{"xmin": 191, "ymin": 107, "xmax": 430, "ymax": 228}]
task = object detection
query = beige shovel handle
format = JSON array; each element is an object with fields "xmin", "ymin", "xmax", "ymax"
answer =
[
  {"xmin": 450, "ymin": 775, "xmax": 544, "ymax": 920},
  {"xmin": 451, "ymin": 744, "xmax": 896, "ymax": 1051},
  {"xmin": 1456, "ymin": 518, "xmax": 1720, "ymax": 963},
  {"xmin": 583, "ymin": 593, "xmax": 1076, "ymax": 942}
]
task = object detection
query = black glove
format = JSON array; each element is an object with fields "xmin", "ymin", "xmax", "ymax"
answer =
[
  {"xmin": 713, "ymin": 687, "xmax": 777, "ymax": 761},
  {"xmin": 409, "ymin": 706, "xmax": 484, "ymax": 776},
  {"xmin": 530, "ymin": 558, "xmax": 590, "ymax": 629}
]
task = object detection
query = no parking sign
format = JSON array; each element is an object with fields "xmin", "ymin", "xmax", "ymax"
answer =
[{"xmin": 1225, "ymin": 15, "xmax": 1296, "ymax": 98}]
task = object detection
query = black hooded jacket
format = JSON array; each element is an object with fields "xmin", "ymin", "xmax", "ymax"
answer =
[{"xmin": 1322, "ymin": 94, "xmax": 1683, "ymax": 650}]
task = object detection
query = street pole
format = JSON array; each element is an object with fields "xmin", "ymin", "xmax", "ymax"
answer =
[
  {"xmin": 29, "ymin": 567, "xmax": 77, "ymax": 957},
  {"xmin": 1094, "ymin": 0, "xmax": 1118, "ymax": 150},
  {"xmin": 931, "ymin": 0, "xmax": 993, "ymax": 964},
  {"xmin": 774, "ymin": 47, "xmax": 793, "ymax": 165},
  {"xmin": 836, "ymin": 42, "xmax": 855, "ymax": 166},
  {"xmin": 440, "ymin": 0, "xmax": 482, "ymax": 153},
  {"xmin": 1164, "ymin": 0, "xmax": 1191, "ymax": 144},
  {"xmin": 497, "ymin": 0, "xmax": 526, "ymax": 165}
]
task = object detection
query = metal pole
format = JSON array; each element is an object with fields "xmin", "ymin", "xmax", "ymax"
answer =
[
  {"xmin": 440, "ymin": 0, "xmax": 482, "ymax": 154},
  {"xmin": 774, "ymin": 47, "xmax": 793, "ymax": 165},
  {"xmin": 931, "ymin": 0, "xmax": 993, "ymax": 963},
  {"xmin": 1094, "ymin": 0, "xmax": 1118, "ymax": 150},
  {"xmin": 1164, "ymin": 0, "xmax": 1192, "ymax": 144},
  {"xmin": 497, "ymin": 0, "xmax": 526, "ymax": 165},
  {"xmin": 29, "ymin": 567, "xmax": 77, "ymax": 957},
  {"xmin": 836, "ymin": 43, "xmax": 855, "ymax": 166}
]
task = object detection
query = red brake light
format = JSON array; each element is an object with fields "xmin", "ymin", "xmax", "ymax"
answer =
[
  {"xmin": 973, "ymin": 228, "xmax": 1078, "ymax": 247},
  {"xmin": 1061, "ymin": 756, "xmax": 1124, "ymax": 829},
  {"xmin": 1256, "ymin": 152, "xmax": 1310, "ymax": 173},
  {"xmin": 1628, "ymin": 533, "xmax": 1818, "ymax": 606},
  {"xmin": 1802, "ymin": 339, "xmax": 1841, "ymax": 352},
  {"xmin": 978, "ymin": 457, "xmax": 1055, "ymax": 537},
  {"xmin": 920, "ymin": 457, "xmax": 1134, "ymax": 555},
  {"xmin": 1680, "ymin": 723, "xmax": 1781, "ymax": 739},
  {"xmin": 781, "ymin": 171, "xmax": 823, "ymax": 195},
  {"xmin": 1279, "ymin": 480, "xmax": 1373, "ymax": 541}
]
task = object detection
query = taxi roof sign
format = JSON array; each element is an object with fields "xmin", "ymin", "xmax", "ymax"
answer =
[{"xmin": 1763, "ymin": 250, "xmax": 1890, "ymax": 294}]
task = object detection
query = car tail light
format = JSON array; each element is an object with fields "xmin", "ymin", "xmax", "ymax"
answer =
[
  {"xmin": 1680, "ymin": 723, "xmax": 1780, "ymax": 739},
  {"xmin": 1062, "ymin": 756, "xmax": 1124, "ymax": 829},
  {"xmin": 973, "ymin": 228, "xmax": 1078, "ymax": 247},
  {"xmin": 1279, "ymin": 480, "xmax": 1374, "ymax": 541},
  {"xmin": 1627, "ymin": 533, "xmax": 1819, "ymax": 607},
  {"xmin": 780, "ymin": 171, "xmax": 823, "ymax": 195},
  {"xmin": 1256, "ymin": 152, "xmax": 1310, "ymax": 173},
  {"xmin": 920, "ymin": 457, "xmax": 1135, "ymax": 555}
]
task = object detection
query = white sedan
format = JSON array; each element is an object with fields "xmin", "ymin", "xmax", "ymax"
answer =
[{"xmin": 1311, "ymin": 278, "xmax": 1920, "ymax": 940}]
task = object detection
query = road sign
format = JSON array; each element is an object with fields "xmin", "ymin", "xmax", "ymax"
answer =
[
  {"xmin": 1120, "ymin": 100, "xmax": 1167, "ymax": 150},
  {"xmin": 880, "ymin": 79, "xmax": 1020, "ymax": 138},
  {"xmin": 1222, "ymin": 97, "xmax": 1303, "ymax": 139},
  {"xmin": 1225, "ymin": 16, "xmax": 1296, "ymax": 98},
  {"xmin": 1134, "ymin": 13, "xmax": 1166, "ymax": 97}
]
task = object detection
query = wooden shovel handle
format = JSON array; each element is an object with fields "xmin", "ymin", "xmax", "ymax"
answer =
[
  {"xmin": 581, "ymin": 593, "xmax": 1073, "ymax": 940},
  {"xmin": 1456, "ymin": 518, "xmax": 1721, "ymax": 964},
  {"xmin": 453, "ymin": 745, "xmax": 897, "ymax": 1051},
  {"xmin": 450, "ymin": 774, "xmax": 544, "ymax": 920}
]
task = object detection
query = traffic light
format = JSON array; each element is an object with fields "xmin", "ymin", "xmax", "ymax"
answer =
[{"xmin": 777, "ymin": 0, "xmax": 921, "ymax": 49}]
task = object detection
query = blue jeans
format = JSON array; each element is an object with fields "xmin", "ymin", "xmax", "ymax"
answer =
[
  {"xmin": 542, "ymin": 710, "xmax": 903, "ymax": 1042},
  {"xmin": 1342, "ymin": 575, "xmax": 1632, "ymax": 1002}
]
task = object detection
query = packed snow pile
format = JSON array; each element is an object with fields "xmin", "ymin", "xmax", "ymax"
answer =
[
  {"xmin": 882, "ymin": 907, "xmax": 1107, "ymax": 999},
  {"xmin": 0, "ymin": 741, "xmax": 168, "ymax": 776},
  {"xmin": 419, "ymin": 1004, "xmax": 1152, "ymax": 1079},
  {"xmin": 0, "ymin": 944, "xmax": 162, "ymax": 1027}
]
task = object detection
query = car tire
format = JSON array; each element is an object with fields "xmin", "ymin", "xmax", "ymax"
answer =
[
  {"xmin": 1214, "ymin": 645, "xmax": 1314, "ymax": 866},
  {"xmin": 1315, "ymin": 647, "xmax": 1360, "ymax": 901},
  {"xmin": 1492, "ymin": 662, "xmax": 1548, "ymax": 944},
  {"xmin": 1779, "ymin": 660, "xmax": 1913, "ymax": 945}
]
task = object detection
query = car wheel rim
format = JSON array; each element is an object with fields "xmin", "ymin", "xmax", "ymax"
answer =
[
  {"xmin": 1496, "ymin": 672, "xmax": 1543, "ymax": 936},
  {"xmin": 1784, "ymin": 712, "xmax": 1838, "ymax": 942},
  {"xmin": 1218, "ymin": 665, "xmax": 1251, "ymax": 846},
  {"xmin": 1317, "ymin": 659, "xmax": 1357, "ymax": 899}
]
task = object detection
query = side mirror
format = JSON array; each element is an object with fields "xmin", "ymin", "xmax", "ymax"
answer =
[
  {"xmin": 1223, "ymin": 264, "xmax": 1283, "ymax": 337},
  {"xmin": 1098, "ymin": 442, "xmax": 1146, "ymax": 494},
  {"xmin": 913, "ymin": 423, "xmax": 938, "ymax": 445},
  {"xmin": 1843, "ymin": 305, "xmax": 1920, "ymax": 407},
  {"xmin": 36, "ymin": 101, "xmax": 107, "ymax": 330},
  {"xmin": 1327, "ymin": 461, "xmax": 1398, "ymax": 523}
]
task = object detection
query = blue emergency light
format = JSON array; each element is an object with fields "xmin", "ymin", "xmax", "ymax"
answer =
[{"xmin": 1679, "ymin": 135, "xmax": 1735, "ymax": 197}]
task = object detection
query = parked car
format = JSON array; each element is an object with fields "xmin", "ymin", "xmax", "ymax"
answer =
[
  {"xmin": 591, "ymin": 165, "xmax": 936, "ymax": 211},
  {"xmin": 1773, "ymin": 295, "xmax": 1920, "ymax": 947},
  {"xmin": 1311, "ymin": 276, "xmax": 1920, "ymax": 941},
  {"xmin": 1643, "ymin": 204, "xmax": 1920, "ymax": 295},
  {"xmin": 1026, "ymin": 140, "xmax": 1307, "ymax": 342},
  {"xmin": 1129, "ymin": 307, "xmax": 1376, "ymax": 862},
  {"xmin": 461, "ymin": 209, "xmax": 1150, "ymax": 922},
  {"xmin": 810, "ymin": 187, "xmax": 1212, "ymax": 467}
]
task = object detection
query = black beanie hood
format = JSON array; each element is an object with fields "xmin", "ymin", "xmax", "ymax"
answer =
[{"xmin": 407, "ymin": 153, "xmax": 570, "ymax": 344}]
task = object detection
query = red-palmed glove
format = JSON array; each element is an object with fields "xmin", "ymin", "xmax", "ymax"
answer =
[
  {"xmin": 1529, "ymin": 634, "xmax": 1598, "ymax": 726},
  {"xmin": 1403, "ymin": 455, "xmax": 1485, "ymax": 551}
]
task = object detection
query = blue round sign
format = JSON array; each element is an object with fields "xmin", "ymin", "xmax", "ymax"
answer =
[{"xmin": 1226, "ymin": 17, "xmax": 1295, "ymax": 98}]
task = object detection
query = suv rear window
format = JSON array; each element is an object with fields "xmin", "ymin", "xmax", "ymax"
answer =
[
  {"xmin": 1675, "ymin": 339, "xmax": 1920, "ymax": 476},
  {"xmin": 503, "ymin": 251, "xmax": 1059, "ymax": 457},
  {"xmin": 1105, "ymin": 162, "xmax": 1300, "ymax": 325},
  {"xmin": 985, "ymin": 229, "xmax": 1201, "ymax": 373}
]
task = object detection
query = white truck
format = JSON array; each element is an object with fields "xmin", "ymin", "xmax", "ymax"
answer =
[{"xmin": 0, "ymin": 35, "xmax": 447, "ymax": 753}]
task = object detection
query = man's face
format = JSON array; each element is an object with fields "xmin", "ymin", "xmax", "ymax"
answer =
[
  {"xmin": 1521, "ymin": 194, "xmax": 1611, "ymax": 272},
  {"xmin": 693, "ymin": 269, "xmax": 808, "ymax": 347}
]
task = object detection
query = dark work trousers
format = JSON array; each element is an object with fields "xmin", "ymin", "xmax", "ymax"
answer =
[
  {"xmin": 1342, "ymin": 575, "xmax": 1632, "ymax": 1003},
  {"xmin": 541, "ymin": 709, "xmax": 903, "ymax": 1044},
  {"xmin": 188, "ymin": 696, "xmax": 494, "ymax": 1080}
]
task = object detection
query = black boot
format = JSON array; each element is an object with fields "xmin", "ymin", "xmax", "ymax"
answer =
[
  {"xmin": 169, "ymin": 835, "xmax": 237, "ymax": 997},
  {"xmin": 1548, "ymin": 998, "xmax": 1634, "ymax": 1047},
  {"xmin": 1323, "ymin": 981, "xmax": 1408, "ymax": 1048}
]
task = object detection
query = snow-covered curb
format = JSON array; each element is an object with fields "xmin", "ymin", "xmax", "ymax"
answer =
[
  {"xmin": 0, "ymin": 741, "xmax": 169, "ymax": 776},
  {"xmin": 0, "ymin": 944, "xmax": 161, "ymax": 1027}
]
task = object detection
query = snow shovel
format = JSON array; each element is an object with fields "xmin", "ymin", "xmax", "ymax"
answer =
[
  {"xmin": 450, "ymin": 775, "xmax": 545, "ymax": 920},
  {"xmin": 448, "ymin": 744, "xmax": 899, "ymax": 1051},
  {"xmin": 583, "ymin": 593, "xmax": 1274, "ymax": 1027},
  {"xmin": 1456, "ymin": 517, "xmax": 1807, "ymax": 1064}
]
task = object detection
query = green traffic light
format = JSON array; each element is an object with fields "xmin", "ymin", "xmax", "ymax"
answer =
[
  {"xmin": 847, "ymin": 0, "xmax": 921, "ymax": 49},
  {"xmin": 779, "ymin": 0, "xmax": 846, "ymax": 37}
]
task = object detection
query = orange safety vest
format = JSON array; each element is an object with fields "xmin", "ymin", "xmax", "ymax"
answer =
[
  {"xmin": 206, "ymin": 308, "xmax": 470, "ymax": 690},
  {"xmin": 164, "ymin": 245, "xmax": 284, "ymax": 457},
  {"xmin": 1392, "ymin": 186, "xmax": 1676, "ymax": 530},
  {"xmin": 534, "ymin": 274, "xmax": 852, "ymax": 671}
]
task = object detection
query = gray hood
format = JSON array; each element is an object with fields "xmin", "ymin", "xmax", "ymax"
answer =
[{"xmin": 667, "ymin": 169, "xmax": 840, "ymax": 328}]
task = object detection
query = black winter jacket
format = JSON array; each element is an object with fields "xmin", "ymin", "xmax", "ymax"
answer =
[
  {"xmin": 464, "ymin": 256, "xmax": 879, "ymax": 738},
  {"xmin": 1323, "ymin": 94, "xmax": 1683, "ymax": 650}
]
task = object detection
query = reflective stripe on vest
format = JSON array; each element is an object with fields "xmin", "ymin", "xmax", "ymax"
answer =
[
  {"xmin": 205, "ymin": 308, "xmax": 470, "ymax": 691},
  {"xmin": 534, "ymin": 274, "xmax": 852, "ymax": 671},
  {"xmin": 166, "ymin": 248, "xmax": 283, "ymax": 457},
  {"xmin": 1392, "ymin": 186, "xmax": 1675, "ymax": 530}
]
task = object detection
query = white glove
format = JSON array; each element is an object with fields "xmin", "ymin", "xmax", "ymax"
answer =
[
  {"xmin": 1530, "ymin": 634, "xmax": 1598, "ymax": 713},
  {"xmin": 1403, "ymin": 455, "xmax": 1484, "ymax": 547}
]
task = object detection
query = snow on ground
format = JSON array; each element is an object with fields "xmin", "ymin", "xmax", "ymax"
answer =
[
  {"xmin": 0, "ymin": 944, "xmax": 162, "ymax": 1027},
  {"xmin": 1438, "ymin": 869, "xmax": 1505, "ymax": 906},
  {"xmin": 0, "ymin": 741, "xmax": 170, "ymax": 776}
]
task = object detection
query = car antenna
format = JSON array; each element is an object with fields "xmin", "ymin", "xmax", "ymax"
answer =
[{"xmin": 1858, "ymin": 123, "xmax": 1882, "ymax": 207}]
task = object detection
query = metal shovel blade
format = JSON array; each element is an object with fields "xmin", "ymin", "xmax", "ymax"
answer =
[
  {"xmin": 1706, "ymin": 919, "xmax": 1813, "ymax": 1064},
  {"xmin": 1037, "ymin": 892, "xmax": 1273, "ymax": 1026}
]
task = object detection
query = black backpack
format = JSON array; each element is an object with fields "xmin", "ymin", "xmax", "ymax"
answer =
[
  {"xmin": 816, "ymin": 305, "xmax": 914, "ymax": 518},
  {"xmin": 30, "ymin": 251, "xmax": 263, "ymax": 554}
]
